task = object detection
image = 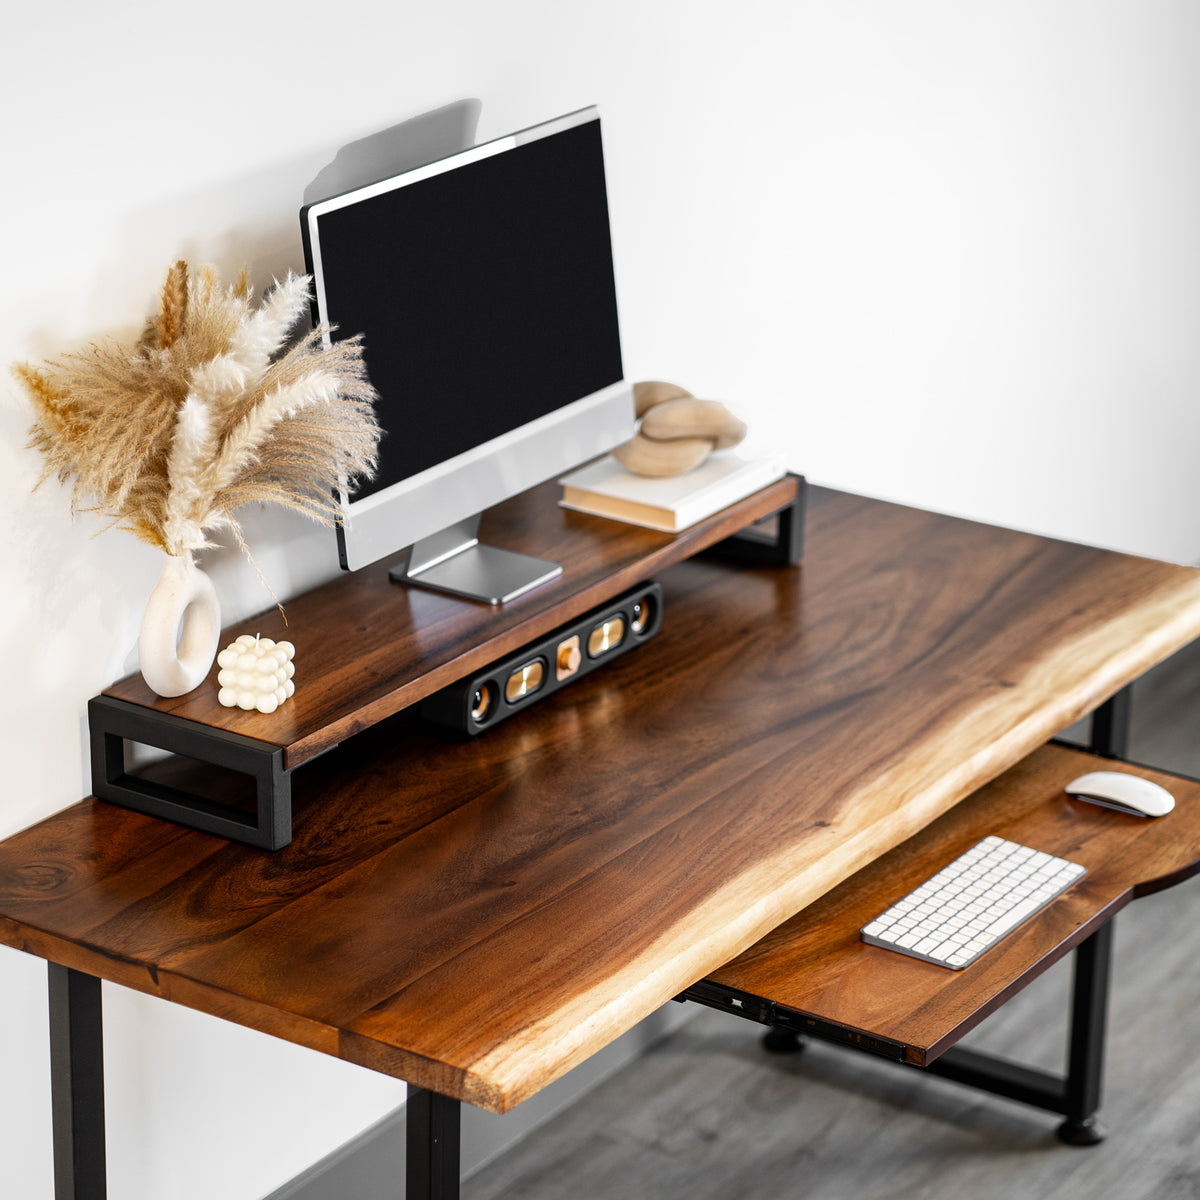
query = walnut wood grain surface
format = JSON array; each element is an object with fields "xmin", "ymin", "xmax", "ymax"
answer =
[
  {"xmin": 102, "ymin": 475, "xmax": 800, "ymax": 768},
  {"xmin": 706, "ymin": 742, "xmax": 1200, "ymax": 1065},
  {"xmin": 6, "ymin": 488, "xmax": 1200, "ymax": 1113}
]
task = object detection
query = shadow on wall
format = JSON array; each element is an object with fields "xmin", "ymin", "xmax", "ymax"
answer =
[
  {"xmin": 106, "ymin": 98, "xmax": 484, "ymax": 330},
  {"xmin": 303, "ymin": 99, "xmax": 481, "ymax": 205}
]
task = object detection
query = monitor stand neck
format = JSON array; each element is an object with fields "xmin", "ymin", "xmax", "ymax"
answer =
[{"xmin": 389, "ymin": 514, "xmax": 562, "ymax": 605}]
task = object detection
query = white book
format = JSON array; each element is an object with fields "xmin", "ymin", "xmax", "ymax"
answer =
[{"xmin": 558, "ymin": 452, "xmax": 787, "ymax": 532}]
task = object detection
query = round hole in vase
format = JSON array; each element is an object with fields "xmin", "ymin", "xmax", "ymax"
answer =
[{"xmin": 138, "ymin": 553, "xmax": 221, "ymax": 698}]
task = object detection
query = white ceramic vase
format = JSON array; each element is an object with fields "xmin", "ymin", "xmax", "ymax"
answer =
[{"xmin": 138, "ymin": 553, "xmax": 221, "ymax": 698}]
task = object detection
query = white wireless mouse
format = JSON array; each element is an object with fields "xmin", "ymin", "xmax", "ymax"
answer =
[{"xmin": 1065, "ymin": 770, "xmax": 1175, "ymax": 818}]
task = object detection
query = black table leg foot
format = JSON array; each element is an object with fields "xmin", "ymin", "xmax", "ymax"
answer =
[{"xmin": 1056, "ymin": 1114, "xmax": 1106, "ymax": 1146}]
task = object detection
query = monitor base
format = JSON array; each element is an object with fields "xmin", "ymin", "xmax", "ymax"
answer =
[{"xmin": 390, "ymin": 516, "xmax": 562, "ymax": 604}]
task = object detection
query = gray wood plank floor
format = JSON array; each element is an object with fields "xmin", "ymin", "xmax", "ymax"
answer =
[{"xmin": 465, "ymin": 641, "xmax": 1200, "ymax": 1200}]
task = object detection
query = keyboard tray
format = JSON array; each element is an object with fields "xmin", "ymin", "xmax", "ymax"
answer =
[{"xmin": 695, "ymin": 743, "xmax": 1200, "ymax": 1066}]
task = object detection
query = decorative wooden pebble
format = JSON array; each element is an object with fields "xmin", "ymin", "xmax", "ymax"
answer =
[
  {"xmin": 639, "ymin": 398, "xmax": 747, "ymax": 450},
  {"xmin": 614, "ymin": 380, "xmax": 749, "ymax": 477},
  {"xmin": 216, "ymin": 634, "xmax": 296, "ymax": 714},
  {"xmin": 632, "ymin": 379, "xmax": 694, "ymax": 417}
]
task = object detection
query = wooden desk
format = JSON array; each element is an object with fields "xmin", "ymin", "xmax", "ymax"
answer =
[{"xmin": 4, "ymin": 486, "xmax": 1200, "ymax": 1196}]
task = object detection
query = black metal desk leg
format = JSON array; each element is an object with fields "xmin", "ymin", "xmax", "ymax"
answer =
[
  {"xmin": 1089, "ymin": 686, "xmax": 1133, "ymax": 761},
  {"xmin": 1057, "ymin": 921, "xmax": 1114, "ymax": 1146},
  {"xmin": 48, "ymin": 965, "xmax": 106, "ymax": 1200},
  {"xmin": 406, "ymin": 1088, "xmax": 461, "ymax": 1200}
]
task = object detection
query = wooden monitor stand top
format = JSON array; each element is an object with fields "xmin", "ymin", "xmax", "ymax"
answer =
[
  {"xmin": 4, "ymin": 487, "xmax": 1200, "ymax": 1114},
  {"xmin": 100, "ymin": 474, "xmax": 802, "ymax": 771}
]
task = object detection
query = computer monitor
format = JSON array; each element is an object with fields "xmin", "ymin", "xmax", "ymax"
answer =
[{"xmin": 301, "ymin": 106, "xmax": 635, "ymax": 603}]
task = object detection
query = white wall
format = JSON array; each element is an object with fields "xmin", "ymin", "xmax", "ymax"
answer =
[{"xmin": 2, "ymin": 2, "xmax": 1199, "ymax": 1196}]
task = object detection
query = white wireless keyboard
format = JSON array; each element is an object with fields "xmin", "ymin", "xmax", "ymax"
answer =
[{"xmin": 860, "ymin": 836, "xmax": 1086, "ymax": 970}]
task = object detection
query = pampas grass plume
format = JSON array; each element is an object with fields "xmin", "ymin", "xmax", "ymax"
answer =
[{"xmin": 14, "ymin": 260, "xmax": 380, "ymax": 561}]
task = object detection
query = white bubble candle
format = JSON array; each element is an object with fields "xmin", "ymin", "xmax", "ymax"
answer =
[{"xmin": 216, "ymin": 634, "xmax": 296, "ymax": 714}]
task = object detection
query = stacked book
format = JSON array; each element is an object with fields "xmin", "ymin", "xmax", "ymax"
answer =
[{"xmin": 559, "ymin": 452, "xmax": 787, "ymax": 533}]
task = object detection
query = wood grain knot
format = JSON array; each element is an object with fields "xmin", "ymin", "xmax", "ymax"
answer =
[{"xmin": 16, "ymin": 862, "xmax": 73, "ymax": 892}]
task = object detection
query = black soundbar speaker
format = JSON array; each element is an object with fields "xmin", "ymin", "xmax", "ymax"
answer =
[{"xmin": 420, "ymin": 581, "xmax": 663, "ymax": 737}]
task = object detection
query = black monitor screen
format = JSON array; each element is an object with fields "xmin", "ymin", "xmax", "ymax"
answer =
[{"xmin": 309, "ymin": 118, "xmax": 624, "ymax": 503}]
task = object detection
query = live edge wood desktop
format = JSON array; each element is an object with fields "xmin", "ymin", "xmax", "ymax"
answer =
[{"xmin": 5, "ymin": 479, "xmax": 1200, "ymax": 1199}]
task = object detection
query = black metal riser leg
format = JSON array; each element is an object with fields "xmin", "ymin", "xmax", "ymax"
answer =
[
  {"xmin": 48, "ymin": 965, "xmax": 106, "ymax": 1200},
  {"xmin": 406, "ymin": 1088, "xmax": 461, "ymax": 1200}
]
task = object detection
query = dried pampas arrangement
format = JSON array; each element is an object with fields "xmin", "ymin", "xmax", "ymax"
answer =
[
  {"xmin": 16, "ymin": 260, "xmax": 379, "ymax": 556},
  {"xmin": 13, "ymin": 260, "xmax": 382, "ymax": 697}
]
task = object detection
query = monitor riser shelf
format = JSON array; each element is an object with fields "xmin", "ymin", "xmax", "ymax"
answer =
[{"xmin": 90, "ymin": 474, "xmax": 806, "ymax": 849}]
